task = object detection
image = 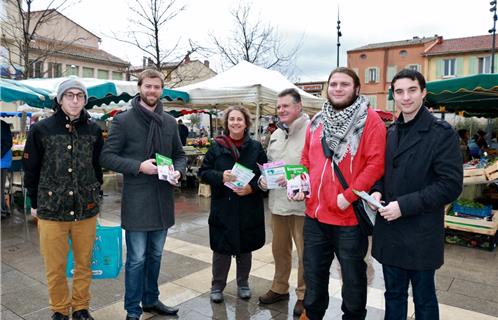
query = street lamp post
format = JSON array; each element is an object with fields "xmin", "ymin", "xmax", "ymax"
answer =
[
  {"xmin": 337, "ymin": 8, "xmax": 342, "ymax": 67},
  {"xmin": 490, "ymin": 0, "xmax": 497, "ymax": 73}
]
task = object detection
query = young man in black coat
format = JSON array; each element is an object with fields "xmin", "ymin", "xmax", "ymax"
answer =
[
  {"xmin": 100, "ymin": 69, "xmax": 186, "ymax": 320},
  {"xmin": 370, "ymin": 69, "xmax": 463, "ymax": 320}
]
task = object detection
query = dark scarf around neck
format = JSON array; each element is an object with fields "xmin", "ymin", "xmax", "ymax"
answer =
[{"xmin": 132, "ymin": 96, "xmax": 164, "ymax": 158}]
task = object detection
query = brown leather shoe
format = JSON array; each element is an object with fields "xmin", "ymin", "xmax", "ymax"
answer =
[
  {"xmin": 293, "ymin": 299, "xmax": 304, "ymax": 316},
  {"xmin": 299, "ymin": 309, "xmax": 309, "ymax": 320},
  {"xmin": 258, "ymin": 290, "xmax": 290, "ymax": 304}
]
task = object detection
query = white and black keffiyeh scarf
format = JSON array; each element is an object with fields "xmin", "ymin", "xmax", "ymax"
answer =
[{"xmin": 320, "ymin": 95, "xmax": 369, "ymax": 164}]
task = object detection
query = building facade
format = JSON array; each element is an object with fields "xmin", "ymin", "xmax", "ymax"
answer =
[
  {"xmin": 129, "ymin": 56, "xmax": 217, "ymax": 88},
  {"xmin": 347, "ymin": 36, "xmax": 440, "ymax": 111},
  {"xmin": 425, "ymin": 34, "xmax": 498, "ymax": 81},
  {"xmin": 1, "ymin": 3, "xmax": 128, "ymax": 80},
  {"xmin": 295, "ymin": 81, "xmax": 327, "ymax": 98}
]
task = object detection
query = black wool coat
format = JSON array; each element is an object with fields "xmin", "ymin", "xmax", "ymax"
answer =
[
  {"xmin": 372, "ymin": 107, "xmax": 463, "ymax": 270},
  {"xmin": 100, "ymin": 99, "xmax": 186, "ymax": 231},
  {"xmin": 198, "ymin": 135, "xmax": 267, "ymax": 255}
]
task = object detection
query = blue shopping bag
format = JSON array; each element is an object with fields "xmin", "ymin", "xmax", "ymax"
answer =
[{"xmin": 66, "ymin": 224, "xmax": 123, "ymax": 279}]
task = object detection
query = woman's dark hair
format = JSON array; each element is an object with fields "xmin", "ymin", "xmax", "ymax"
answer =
[{"xmin": 222, "ymin": 106, "xmax": 252, "ymax": 134}]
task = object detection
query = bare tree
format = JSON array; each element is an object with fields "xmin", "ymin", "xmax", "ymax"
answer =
[
  {"xmin": 1, "ymin": 0, "xmax": 84, "ymax": 79},
  {"xmin": 210, "ymin": 3, "xmax": 301, "ymax": 74},
  {"xmin": 113, "ymin": 0, "xmax": 209, "ymax": 82}
]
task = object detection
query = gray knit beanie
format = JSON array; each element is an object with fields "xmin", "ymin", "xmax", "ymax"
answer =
[{"xmin": 56, "ymin": 78, "xmax": 88, "ymax": 104}]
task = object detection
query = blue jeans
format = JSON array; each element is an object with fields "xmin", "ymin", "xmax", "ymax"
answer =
[
  {"xmin": 383, "ymin": 265, "xmax": 438, "ymax": 320},
  {"xmin": 124, "ymin": 229, "xmax": 168, "ymax": 317},
  {"xmin": 303, "ymin": 216, "xmax": 368, "ymax": 320}
]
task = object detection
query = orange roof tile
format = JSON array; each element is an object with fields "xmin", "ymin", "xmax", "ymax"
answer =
[{"xmin": 425, "ymin": 34, "xmax": 497, "ymax": 56}]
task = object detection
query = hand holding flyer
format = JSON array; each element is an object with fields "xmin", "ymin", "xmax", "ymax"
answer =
[
  {"xmin": 156, "ymin": 153, "xmax": 179, "ymax": 185},
  {"xmin": 257, "ymin": 161, "xmax": 286, "ymax": 189},
  {"xmin": 285, "ymin": 165, "xmax": 311, "ymax": 198},
  {"xmin": 352, "ymin": 190, "xmax": 384, "ymax": 209},
  {"xmin": 224, "ymin": 162, "xmax": 255, "ymax": 191}
]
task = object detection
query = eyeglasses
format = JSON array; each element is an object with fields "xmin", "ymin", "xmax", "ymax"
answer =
[{"xmin": 63, "ymin": 92, "xmax": 86, "ymax": 101}]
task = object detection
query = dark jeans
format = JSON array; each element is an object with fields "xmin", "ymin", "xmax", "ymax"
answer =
[
  {"xmin": 211, "ymin": 251, "xmax": 252, "ymax": 291},
  {"xmin": 303, "ymin": 216, "xmax": 368, "ymax": 320},
  {"xmin": 383, "ymin": 265, "xmax": 438, "ymax": 320},
  {"xmin": 124, "ymin": 229, "xmax": 168, "ymax": 318}
]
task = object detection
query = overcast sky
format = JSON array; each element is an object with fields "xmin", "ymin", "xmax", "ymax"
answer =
[{"xmin": 32, "ymin": 0, "xmax": 492, "ymax": 82}]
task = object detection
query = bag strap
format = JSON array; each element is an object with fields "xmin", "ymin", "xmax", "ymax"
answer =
[
  {"xmin": 321, "ymin": 136, "xmax": 349, "ymax": 190},
  {"xmin": 331, "ymin": 160, "xmax": 349, "ymax": 190}
]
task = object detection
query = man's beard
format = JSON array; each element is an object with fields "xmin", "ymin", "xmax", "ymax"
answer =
[
  {"xmin": 327, "ymin": 93, "xmax": 358, "ymax": 110},
  {"xmin": 140, "ymin": 93, "xmax": 160, "ymax": 107}
]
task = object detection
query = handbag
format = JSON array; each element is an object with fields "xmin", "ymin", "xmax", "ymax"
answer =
[
  {"xmin": 321, "ymin": 137, "xmax": 374, "ymax": 236},
  {"xmin": 66, "ymin": 223, "xmax": 123, "ymax": 279}
]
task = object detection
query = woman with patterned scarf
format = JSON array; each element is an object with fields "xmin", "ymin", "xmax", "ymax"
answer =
[{"xmin": 296, "ymin": 67, "xmax": 386, "ymax": 320}]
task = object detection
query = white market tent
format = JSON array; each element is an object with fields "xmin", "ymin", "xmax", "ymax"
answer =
[{"xmin": 176, "ymin": 61, "xmax": 325, "ymax": 135}]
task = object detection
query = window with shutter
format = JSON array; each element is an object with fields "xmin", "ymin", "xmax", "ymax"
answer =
[
  {"xmin": 53, "ymin": 63, "xmax": 62, "ymax": 77},
  {"xmin": 66, "ymin": 65, "xmax": 79, "ymax": 76},
  {"xmin": 365, "ymin": 95, "xmax": 377, "ymax": 107},
  {"xmin": 435, "ymin": 59, "xmax": 443, "ymax": 79},
  {"xmin": 112, "ymin": 71, "xmax": 123, "ymax": 80},
  {"xmin": 387, "ymin": 66, "xmax": 397, "ymax": 82},
  {"xmin": 83, "ymin": 67, "xmax": 94, "ymax": 78},
  {"xmin": 478, "ymin": 56, "xmax": 491, "ymax": 74},
  {"xmin": 97, "ymin": 69, "xmax": 109, "ymax": 79},
  {"xmin": 367, "ymin": 68, "xmax": 378, "ymax": 83},
  {"xmin": 443, "ymin": 59, "xmax": 456, "ymax": 77}
]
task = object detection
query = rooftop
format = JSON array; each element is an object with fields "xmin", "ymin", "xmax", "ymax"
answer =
[
  {"xmin": 349, "ymin": 36, "xmax": 439, "ymax": 52},
  {"xmin": 425, "ymin": 34, "xmax": 496, "ymax": 56}
]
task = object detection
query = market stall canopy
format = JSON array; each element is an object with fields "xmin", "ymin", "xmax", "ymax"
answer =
[
  {"xmin": 16, "ymin": 77, "xmax": 189, "ymax": 109},
  {"xmin": 176, "ymin": 61, "xmax": 325, "ymax": 115},
  {"xmin": 425, "ymin": 74, "xmax": 498, "ymax": 118},
  {"xmin": 0, "ymin": 79, "xmax": 51, "ymax": 108},
  {"xmin": 0, "ymin": 111, "xmax": 32, "ymax": 118}
]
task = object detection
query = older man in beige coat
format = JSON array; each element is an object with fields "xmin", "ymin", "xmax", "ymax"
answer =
[{"xmin": 258, "ymin": 88, "xmax": 309, "ymax": 316}]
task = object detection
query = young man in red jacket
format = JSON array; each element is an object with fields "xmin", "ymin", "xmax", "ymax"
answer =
[{"xmin": 295, "ymin": 67, "xmax": 386, "ymax": 320}]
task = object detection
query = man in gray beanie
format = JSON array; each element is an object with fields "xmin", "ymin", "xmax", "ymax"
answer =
[
  {"xmin": 24, "ymin": 77, "xmax": 103, "ymax": 320},
  {"xmin": 56, "ymin": 78, "xmax": 89, "ymax": 107}
]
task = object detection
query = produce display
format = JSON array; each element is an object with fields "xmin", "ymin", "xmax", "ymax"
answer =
[
  {"xmin": 449, "ymin": 199, "xmax": 493, "ymax": 219},
  {"xmin": 11, "ymin": 133, "xmax": 26, "ymax": 157},
  {"xmin": 445, "ymin": 229, "xmax": 496, "ymax": 251},
  {"xmin": 463, "ymin": 156, "xmax": 498, "ymax": 183}
]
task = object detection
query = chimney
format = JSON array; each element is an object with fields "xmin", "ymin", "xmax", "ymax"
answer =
[
  {"xmin": 204, "ymin": 60, "xmax": 210, "ymax": 68},
  {"xmin": 184, "ymin": 55, "xmax": 191, "ymax": 64},
  {"xmin": 142, "ymin": 57, "xmax": 147, "ymax": 67}
]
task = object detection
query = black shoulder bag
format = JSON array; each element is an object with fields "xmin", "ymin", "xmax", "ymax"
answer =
[{"xmin": 321, "ymin": 137, "xmax": 373, "ymax": 236}]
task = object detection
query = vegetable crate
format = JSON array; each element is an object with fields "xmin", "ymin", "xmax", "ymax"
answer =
[
  {"xmin": 452, "ymin": 202, "xmax": 493, "ymax": 218},
  {"xmin": 484, "ymin": 161, "xmax": 498, "ymax": 181},
  {"xmin": 445, "ymin": 206, "xmax": 498, "ymax": 236},
  {"xmin": 463, "ymin": 168, "xmax": 486, "ymax": 184}
]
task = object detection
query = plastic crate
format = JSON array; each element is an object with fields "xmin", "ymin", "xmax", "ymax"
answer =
[{"xmin": 453, "ymin": 202, "xmax": 492, "ymax": 218}]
